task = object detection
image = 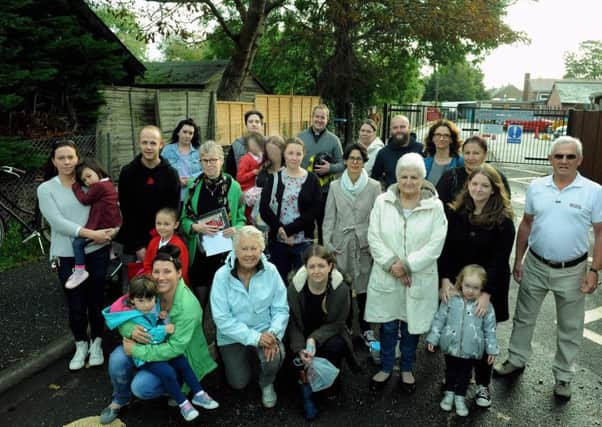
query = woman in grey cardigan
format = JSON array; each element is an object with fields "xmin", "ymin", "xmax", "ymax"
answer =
[
  {"xmin": 37, "ymin": 140, "xmax": 113, "ymax": 371},
  {"xmin": 323, "ymin": 143, "xmax": 381, "ymax": 345}
]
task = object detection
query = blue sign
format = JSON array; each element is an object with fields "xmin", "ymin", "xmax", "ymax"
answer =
[{"xmin": 507, "ymin": 125, "xmax": 523, "ymax": 144}]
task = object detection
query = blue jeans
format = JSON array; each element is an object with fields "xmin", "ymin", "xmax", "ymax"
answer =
[
  {"xmin": 379, "ymin": 320, "xmax": 419, "ymax": 373},
  {"xmin": 141, "ymin": 355, "xmax": 202, "ymax": 405},
  {"xmin": 72, "ymin": 237, "xmax": 90, "ymax": 266},
  {"xmin": 268, "ymin": 240, "xmax": 312, "ymax": 283},
  {"xmin": 109, "ymin": 345, "xmax": 175, "ymax": 405}
]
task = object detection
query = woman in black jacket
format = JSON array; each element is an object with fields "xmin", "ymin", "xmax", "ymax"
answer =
[
  {"xmin": 438, "ymin": 163, "xmax": 515, "ymax": 410},
  {"xmin": 259, "ymin": 137, "xmax": 321, "ymax": 282}
]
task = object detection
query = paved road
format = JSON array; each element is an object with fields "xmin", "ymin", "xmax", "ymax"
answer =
[{"xmin": 1, "ymin": 164, "xmax": 601, "ymax": 426}]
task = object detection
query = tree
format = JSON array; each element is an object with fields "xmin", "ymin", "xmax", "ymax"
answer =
[
  {"xmin": 92, "ymin": 4, "xmax": 149, "ymax": 61},
  {"xmin": 564, "ymin": 40, "xmax": 602, "ymax": 80},
  {"xmin": 422, "ymin": 61, "xmax": 490, "ymax": 102},
  {"xmin": 159, "ymin": 36, "xmax": 207, "ymax": 62}
]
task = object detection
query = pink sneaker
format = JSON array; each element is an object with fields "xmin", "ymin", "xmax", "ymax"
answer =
[{"xmin": 65, "ymin": 269, "xmax": 89, "ymax": 289}]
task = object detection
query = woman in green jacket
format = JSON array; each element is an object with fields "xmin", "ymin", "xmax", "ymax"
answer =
[
  {"xmin": 180, "ymin": 140, "xmax": 246, "ymax": 310},
  {"xmin": 99, "ymin": 245, "xmax": 216, "ymax": 424}
]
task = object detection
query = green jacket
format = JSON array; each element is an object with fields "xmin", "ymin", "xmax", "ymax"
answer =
[
  {"xmin": 180, "ymin": 173, "xmax": 246, "ymax": 261},
  {"xmin": 121, "ymin": 280, "xmax": 217, "ymax": 385}
]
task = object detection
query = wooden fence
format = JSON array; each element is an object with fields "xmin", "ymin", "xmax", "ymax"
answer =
[{"xmin": 569, "ymin": 110, "xmax": 602, "ymax": 183}]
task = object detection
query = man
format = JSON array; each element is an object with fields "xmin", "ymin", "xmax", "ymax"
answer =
[
  {"xmin": 297, "ymin": 104, "xmax": 344, "ymax": 244},
  {"xmin": 115, "ymin": 125, "xmax": 180, "ymax": 285},
  {"xmin": 225, "ymin": 110, "xmax": 264, "ymax": 177},
  {"xmin": 494, "ymin": 136, "xmax": 602, "ymax": 401},
  {"xmin": 371, "ymin": 115, "xmax": 423, "ymax": 188}
]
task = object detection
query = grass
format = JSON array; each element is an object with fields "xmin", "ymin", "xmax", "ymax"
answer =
[{"xmin": 0, "ymin": 220, "xmax": 48, "ymax": 271}]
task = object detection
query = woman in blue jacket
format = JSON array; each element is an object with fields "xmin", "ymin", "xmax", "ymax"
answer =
[{"xmin": 423, "ymin": 120, "xmax": 464, "ymax": 185}]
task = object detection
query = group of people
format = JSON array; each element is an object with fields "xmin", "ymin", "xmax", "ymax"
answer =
[{"xmin": 35, "ymin": 105, "xmax": 601, "ymax": 423}]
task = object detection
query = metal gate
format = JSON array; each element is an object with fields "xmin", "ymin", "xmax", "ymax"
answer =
[{"xmin": 382, "ymin": 103, "xmax": 569, "ymax": 165}]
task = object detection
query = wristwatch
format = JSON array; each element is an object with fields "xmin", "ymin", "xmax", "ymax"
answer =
[{"xmin": 589, "ymin": 267, "xmax": 599, "ymax": 274}]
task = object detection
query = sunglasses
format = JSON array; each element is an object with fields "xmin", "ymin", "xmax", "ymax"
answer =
[{"xmin": 553, "ymin": 154, "xmax": 577, "ymax": 160}]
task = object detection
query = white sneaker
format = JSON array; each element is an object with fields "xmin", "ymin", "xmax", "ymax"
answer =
[
  {"xmin": 440, "ymin": 391, "xmax": 455, "ymax": 411},
  {"xmin": 69, "ymin": 341, "xmax": 89, "ymax": 370},
  {"xmin": 454, "ymin": 395, "xmax": 469, "ymax": 417},
  {"xmin": 261, "ymin": 384, "xmax": 277, "ymax": 408},
  {"xmin": 88, "ymin": 337, "xmax": 104, "ymax": 366},
  {"xmin": 65, "ymin": 269, "xmax": 89, "ymax": 289}
]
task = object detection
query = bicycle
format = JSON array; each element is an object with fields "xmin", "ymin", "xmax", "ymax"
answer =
[{"xmin": 0, "ymin": 165, "xmax": 51, "ymax": 254}]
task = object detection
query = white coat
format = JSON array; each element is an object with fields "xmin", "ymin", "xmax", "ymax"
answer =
[{"xmin": 364, "ymin": 181, "xmax": 447, "ymax": 334}]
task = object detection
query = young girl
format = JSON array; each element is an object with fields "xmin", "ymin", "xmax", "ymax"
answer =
[
  {"xmin": 426, "ymin": 264, "xmax": 498, "ymax": 417},
  {"xmin": 66, "ymin": 159, "xmax": 121, "ymax": 289},
  {"xmin": 102, "ymin": 276, "xmax": 218, "ymax": 422},
  {"xmin": 142, "ymin": 207, "xmax": 190, "ymax": 285},
  {"xmin": 236, "ymin": 131, "xmax": 265, "ymax": 222}
]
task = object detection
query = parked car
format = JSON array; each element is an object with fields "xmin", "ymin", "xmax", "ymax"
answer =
[{"xmin": 503, "ymin": 119, "xmax": 554, "ymax": 133}]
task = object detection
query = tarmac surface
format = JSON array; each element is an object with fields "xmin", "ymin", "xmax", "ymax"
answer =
[{"xmin": 1, "ymin": 163, "xmax": 602, "ymax": 426}]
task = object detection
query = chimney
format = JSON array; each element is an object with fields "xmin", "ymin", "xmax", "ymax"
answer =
[{"xmin": 522, "ymin": 73, "xmax": 531, "ymax": 101}]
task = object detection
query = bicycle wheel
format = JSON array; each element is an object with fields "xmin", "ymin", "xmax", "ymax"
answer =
[{"xmin": 0, "ymin": 216, "xmax": 5, "ymax": 249}]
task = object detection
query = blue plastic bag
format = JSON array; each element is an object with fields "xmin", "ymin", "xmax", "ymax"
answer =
[{"xmin": 306, "ymin": 357, "xmax": 340, "ymax": 392}]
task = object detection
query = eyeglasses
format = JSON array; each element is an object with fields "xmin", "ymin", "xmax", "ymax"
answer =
[
  {"xmin": 434, "ymin": 133, "xmax": 451, "ymax": 139},
  {"xmin": 201, "ymin": 158, "xmax": 220, "ymax": 164},
  {"xmin": 553, "ymin": 154, "xmax": 577, "ymax": 160},
  {"xmin": 347, "ymin": 156, "xmax": 364, "ymax": 163}
]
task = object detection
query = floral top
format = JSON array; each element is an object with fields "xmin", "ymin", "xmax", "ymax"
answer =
[{"xmin": 279, "ymin": 170, "xmax": 308, "ymax": 244}]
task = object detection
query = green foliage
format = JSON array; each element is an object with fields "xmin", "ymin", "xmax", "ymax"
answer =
[
  {"xmin": 160, "ymin": 36, "xmax": 208, "ymax": 62},
  {"xmin": 0, "ymin": 137, "xmax": 46, "ymax": 170},
  {"xmin": 422, "ymin": 61, "xmax": 490, "ymax": 102},
  {"xmin": 93, "ymin": 4, "xmax": 148, "ymax": 61},
  {"xmin": 0, "ymin": 0, "xmax": 131, "ymax": 132},
  {"xmin": 0, "ymin": 220, "xmax": 47, "ymax": 272},
  {"xmin": 564, "ymin": 40, "xmax": 602, "ymax": 80}
]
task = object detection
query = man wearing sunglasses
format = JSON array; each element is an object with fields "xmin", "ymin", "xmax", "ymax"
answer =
[{"xmin": 494, "ymin": 136, "xmax": 602, "ymax": 402}]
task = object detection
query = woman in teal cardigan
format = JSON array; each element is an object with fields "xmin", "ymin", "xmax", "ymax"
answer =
[
  {"xmin": 99, "ymin": 245, "xmax": 216, "ymax": 424},
  {"xmin": 181, "ymin": 140, "xmax": 246, "ymax": 311}
]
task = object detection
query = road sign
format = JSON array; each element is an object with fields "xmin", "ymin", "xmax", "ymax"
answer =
[{"xmin": 507, "ymin": 124, "xmax": 523, "ymax": 144}]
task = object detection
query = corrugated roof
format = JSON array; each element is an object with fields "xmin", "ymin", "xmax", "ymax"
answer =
[
  {"xmin": 553, "ymin": 80, "xmax": 602, "ymax": 103},
  {"xmin": 137, "ymin": 60, "xmax": 230, "ymax": 86}
]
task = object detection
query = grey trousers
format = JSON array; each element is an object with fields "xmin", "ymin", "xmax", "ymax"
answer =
[
  {"xmin": 507, "ymin": 252, "xmax": 586, "ymax": 381},
  {"xmin": 219, "ymin": 341, "xmax": 285, "ymax": 389}
]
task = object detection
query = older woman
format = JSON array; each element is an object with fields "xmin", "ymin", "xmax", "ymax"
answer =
[
  {"xmin": 288, "ymin": 245, "xmax": 359, "ymax": 420},
  {"xmin": 366, "ymin": 152, "xmax": 447, "ymax": 393},
  {"xmin": 358, "ymin": 119, "xmax": 384, "ymax": 176},
  {"xmin": 180, "ymin": 140, "xmax": 245, "ymax": 310},
  {"xmin": 436, "ymin": 135, "xmax": 511, "ymax": 204},
  {"xmin": 438, "ymin": 164, "xmax": 515, "ymax": 408},
  {"xmin": 37, "ymin": 140, "xmax": 113, "ymax": 371},
  {"xmin": 161, "ymin": 118, "xmax": 202, "ymax": 202},
  {"xmin": 323, "ymin": 143, "xmax": 381, "ymax": 344},
  {"xmin": 259, "ymin": 137, "xmax": 321, "ymax": 282},
  {"xmin": 210, "ymin": 226, "xmax": 289, "ymax": 408},
  {"xmin": 100, "ymin": 245, "xmax": 216, "ymax": 424},
  {"xmin": 423, "ymin": 119, "xmax": 464, "ymax": 185}
]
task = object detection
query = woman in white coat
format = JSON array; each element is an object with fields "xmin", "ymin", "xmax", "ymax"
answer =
[
  {"xmin": 365, "ymin": 153, "xmax": 447, "ymax": 393},
  {"xmin": 323, "ymin": 143, "xmax": 381, "ymax": 344}
]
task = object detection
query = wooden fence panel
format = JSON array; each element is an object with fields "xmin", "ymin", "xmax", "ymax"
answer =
[
  {"xmin": 569, "ymin": 110, "xmax": 602, "ymax": 184},
  {"xmin": 155, "ymin": 90, "xmax": 212, "ymax": 142},
  {"xmin": 215, "ymin": 101, "xmax": 254, "ymax": 145}
]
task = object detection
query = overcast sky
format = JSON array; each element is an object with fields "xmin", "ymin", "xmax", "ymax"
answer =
[{"xmin": 480, "ymin": 0, "xmax": 602, "ymax": 89}]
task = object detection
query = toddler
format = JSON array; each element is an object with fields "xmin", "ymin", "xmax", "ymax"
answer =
[{"xmin": 236, "ymin": 132, "xmax": 265, "ymax": 222}]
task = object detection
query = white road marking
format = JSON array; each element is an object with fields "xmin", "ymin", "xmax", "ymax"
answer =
[
  {"xmin": 584, "ymin": 307, "xmax": 602, "ymax": 345},
  {"xmin": 583, "ymin": 328, "xmax": 602, "ymax": 345}
]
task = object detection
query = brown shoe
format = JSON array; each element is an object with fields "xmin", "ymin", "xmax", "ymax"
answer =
[
  {"xmin": 553, "ymin": 380, "xmax": 571, "ymax": 401},
  {"xmin": 493, "ymin": 359, "xmax": 525, "ymax": 377}
]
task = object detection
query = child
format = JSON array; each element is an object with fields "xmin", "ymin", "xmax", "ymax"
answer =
[
  {"xmin": 426, "ymin": 264, "xmax": 498, "ymax": 417},
  {"xmin": 236, "ymin": 131, "xmax": 265, "ymax": 222},
  {"xmin": 66, "ymin": 159, "xmax": 121, "ymax": 289},
  {"xmin": 102, "ymin": 276, "xmax": 218, "ymax": 422},
  {"xmin": 142, "ymin": 207, "xmax": 190, "ymax": 285}
]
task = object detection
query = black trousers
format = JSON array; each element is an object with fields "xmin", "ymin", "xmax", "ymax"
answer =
[{"xmin": 444, "ymin": 355, "xmax": 474, "ymax": 396}]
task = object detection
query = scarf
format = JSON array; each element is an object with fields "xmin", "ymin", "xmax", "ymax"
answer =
[{"xmin": 340, "ymin": 169, "xmax": 368, "ymax": 200}]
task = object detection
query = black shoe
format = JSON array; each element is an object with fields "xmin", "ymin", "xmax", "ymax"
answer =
[
  {"xmin": 400, "ymin": 380, "xmax": 417, "ymax": 394},
  {"xmin": 369, "ymin": 372, "xmax": 391, "ymax": 391}
]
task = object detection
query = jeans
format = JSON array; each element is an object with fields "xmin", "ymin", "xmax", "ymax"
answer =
[
  {"xmin": 219, "ymin": 341, "xmax": 285, "ymax": 389},
  {"xmin": 58, "ymin": 246, "xmax": 109, "ymax": 341},
  {"xmin": 379, "ymin": 320, "xmax": 419, "ymax": 373},
  {"xmin": 72, "ymin": 237, "xmax": 90, "ymax": 266},
  {"xmin": 268, "ymin": 240, "xmax": 312, "ymax": 284},
  {"xmin": 141, "ymin": 355, "xmax": 202, "ymax": 405}
]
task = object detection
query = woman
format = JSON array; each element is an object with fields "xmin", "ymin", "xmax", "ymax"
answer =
[
  {"xmin": 180, "ymin": 140, "xmax": 245, "ymax": 310},
  {"xmin": 438, "ymin": 164, "xmax": 515, "ymax": 409},
  {"xmin": 423, "ymin": 119, "xmax": 464, "ymax": 185},
  {"xmin": 210, "ymin": 226, "xmax": 289, "ymax": 408},
  {"xmin": 37, "ymin": 140, "xmax": 113, "ymax": 371},
  {"xmin": 357, "ymin": 119, "xmax": 384, "ymax": 176},
  {"xmin": 365, "ymin": 153, "xmax": 447, "ymax": 393},
  {"xmin": 436, "ymin": 135, "xmax": 511, "ymax": 204},
  {"xmin": 259, "ymin": 137, "xmax": 321, "ymax": 282},
  {"xmin": 256, "ymin": 135, "xmax": 285, "ymax": 188},
  {"xmin": 287, "ymin": 245, "xmax": 359, "ymax": 420},
  {"xmin": 100, "ymin": 245, "xmax": 216, "ymax": 424},
  {"xmin": 323, "ymin": 143, "xmax": 381, "ymax": 345},
  {"xmin": 161, "ymin": 118, "xmax": 202, "ymax": 203}
]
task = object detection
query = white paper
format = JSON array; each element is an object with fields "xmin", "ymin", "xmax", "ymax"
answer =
[{"xmin": 202, "ymin": 231, "xmax": 232, "ymax": 256}]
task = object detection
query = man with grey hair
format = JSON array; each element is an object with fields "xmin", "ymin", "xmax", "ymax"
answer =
[
  {"xmin": 494, "ymin": 136, "xmax": 602, "ymax": 401},
  {"xmin": 371, "ymin": 115, "xmax": 423, "ymax": 188}
]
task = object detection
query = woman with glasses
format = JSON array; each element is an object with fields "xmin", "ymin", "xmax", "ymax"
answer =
[
  {"xmin": 180, "ymin": 140, "xmax": 245, "ymax": 311},
  {"xmin": 323, "ymin": 143, "xmax": 381, "ymax": 345},
  {"xmin": 423, "ymin": 120, "xmax": 464, "ymax": 186}
]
